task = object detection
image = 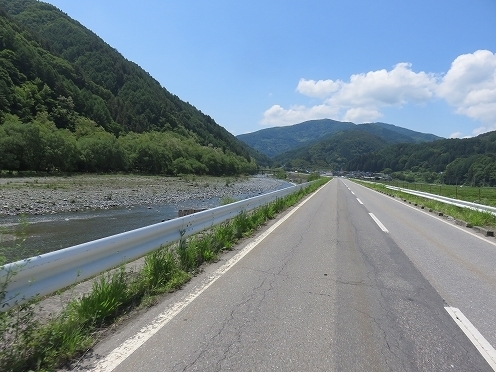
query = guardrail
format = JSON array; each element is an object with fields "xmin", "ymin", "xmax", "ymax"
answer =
[
  {"xmin": 0, "ymin": 182, "xmax": 311, "ymax": 312},
  {"xmin": 384, "ymin": 185, "xmax": 496, "ymax": 216}
]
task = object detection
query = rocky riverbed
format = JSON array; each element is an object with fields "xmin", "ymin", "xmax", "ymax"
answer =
[{"xmin": 0, "ymin": 174, "xmax": 291, "ymax": 217}]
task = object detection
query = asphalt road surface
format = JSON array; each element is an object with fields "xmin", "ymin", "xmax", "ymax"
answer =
[{"xmin": 77, "ymin": 178, "xmax": 496, "ymax": 371}]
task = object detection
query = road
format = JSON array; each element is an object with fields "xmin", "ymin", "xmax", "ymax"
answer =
[{"xmin": 77, "ymin": 178, "xmax": 496, "ymax": 371}]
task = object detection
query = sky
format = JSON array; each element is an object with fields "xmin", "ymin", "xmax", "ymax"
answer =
[{"xmin": 44, "ymin": 0, "xmax": 496, "ymax": 139}]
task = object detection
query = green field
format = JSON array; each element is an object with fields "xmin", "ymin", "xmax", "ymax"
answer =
[
  {"xmin": 354, "ymin": 180, "xmax": 496, "ymax": 229},
  {"xmin": 378, "ymin": 180, "xmax": 496, "ymax": 207}
]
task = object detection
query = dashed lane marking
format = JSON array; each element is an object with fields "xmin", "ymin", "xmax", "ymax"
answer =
[
  {"xmin": 369, "ymin": 213, "xmax": 389, "ymax": 233},
  {"xmin": 445, "ymin": 307, "xmax": 496, "ymax": 370}
]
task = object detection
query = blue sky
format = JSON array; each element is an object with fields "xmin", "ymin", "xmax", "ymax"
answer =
[{"xmin": 44, "ymin": 0, "xmax": 496, "ymax": 139}]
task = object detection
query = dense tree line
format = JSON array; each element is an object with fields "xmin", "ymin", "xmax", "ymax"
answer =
[
  {"xmin": 0, "ymin": 114, "xmax": 256, "ymax": 175},
  {"xmin": 345, "ymin": 132, "xmax": 496, "ymax": 186}
]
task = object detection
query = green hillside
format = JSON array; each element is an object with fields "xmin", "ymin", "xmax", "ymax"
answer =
[
  {"xmin": 0, "ymin": 1, "xmax": 258, "ymax": 175},
  {"xmin": 346, "ymin": 131, "xmax": 496, "ymax": 186},
  {"xmin": 272, "ymin": 129, "xmax": 389, "ymax": 170},
  {"xmin": 237, "ymin": 119, "xmax": 441, "ymax": 158},
  {"xmin": 237, "ymin": 119, "xmax": 356, "ymax": 157},
  {"xmin": 357, "ymin": 122, "xmax": 440, "ymax": 144}
]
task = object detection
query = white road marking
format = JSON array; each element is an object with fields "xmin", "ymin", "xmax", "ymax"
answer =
[
  {"xmin": 388, "ymin": 190, "xmax": 496, "ymax": 247},
  {"xmin": 351, "ymin": 191, "xmax": 355, "ymax": 195},
  {"xmin": 89, "ymin": 184, "xmax": 326, "ymax": 371},
  {"xmin": 445, "ymin": 307, "xmax": 496, "ymax": 370},
  {"xmin": 356, "ymin": 198, "xmax": 363, "ymax": 205},
  {"xmin": 369, "ymin": 213, "xmax": 389, "ymax": 233},
  {"xmin": 348, "ymin": 180, "xmax": 496, "ymax": 248}
]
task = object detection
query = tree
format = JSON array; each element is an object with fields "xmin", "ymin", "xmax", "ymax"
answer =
[{"xmin": 77, "ymin": 132, "xmax": 128, "ymax": 172}]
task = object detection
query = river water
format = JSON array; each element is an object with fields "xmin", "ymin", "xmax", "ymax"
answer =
[{"xmin": 0, "ymin": 183, "xmax": 291, "ymax": 263}]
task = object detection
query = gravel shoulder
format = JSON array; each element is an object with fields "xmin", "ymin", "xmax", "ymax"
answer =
[{"xmin": 0, "ymin": 174, "xmax": 290, "ymax": 217}]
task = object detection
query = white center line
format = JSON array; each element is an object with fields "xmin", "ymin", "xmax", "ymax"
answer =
[
  {"xmin": 88, "ymin": 184, "xmax": 325, "ymax": 371},
  {"xmin": 356, "ymin": 198, "xmax": 363, "ymax": 205},
  {"xmin": 369, "ymin": 213, "xmax": 389, "ymax": 233},
  {"xmin": 445, "ymin": 307, "xmax": 496, "ymax": 370}
]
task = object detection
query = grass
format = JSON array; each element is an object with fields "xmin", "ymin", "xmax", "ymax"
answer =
[
  {"xmin": 378, "ymin": 180, "xmax": 496, "ymax": 207},
  {"xmin": 355, "ymin": 180, "xmax": 496, "ymax": 229},
  {"xmin": 220, "ymin": 196, "xmax": 237, "ymax": 205},
  {"xmin": 0, "ymin": 177, "xmax": 329, "ymax": 371}
]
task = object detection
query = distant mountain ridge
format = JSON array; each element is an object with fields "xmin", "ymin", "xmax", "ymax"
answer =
[
  {"xmin": 237, "ymin": 119, "xmax": 441, "ymax": 158},
  {"xmin": 272, "ymin": 129, "xmax": 388, "ymax": 171},
  {"xmin": 345, "ymin": 130, "xmax": 496, "ymax": 186}
]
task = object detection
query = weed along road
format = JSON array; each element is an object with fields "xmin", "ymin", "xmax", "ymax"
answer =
[{"xmin": 80, "ymin": 178, "xmax": 496, "ymax": 371}]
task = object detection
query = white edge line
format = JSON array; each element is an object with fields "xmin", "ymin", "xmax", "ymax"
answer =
[
  {"xmin": 90, "ymin": 183, "xmax": 327, "ymax": 371},
  {"xmin": 349, "ymin": 180, "xmax": 496, "ymax": 248},
  {"xmin": 356, "ymin": 198, "xmax": 363, "ymax": 205},
  {"xmin": 369, "ymin": 213, "xmax": 389, "ymax": 233},
  {"xmin": 445, "ymin": 307, "xmax": 496, "ymax": 370}
]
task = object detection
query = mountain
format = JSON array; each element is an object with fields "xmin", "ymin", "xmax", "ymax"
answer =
[
  {"xmin": 356, "ymin": 122, "xmax": 440, "ymax": 144},
  {"xmin": 0, "ymin": 0, "xmax": 260, "ymax": 174},
  {"xmin": 237, "ymin": 119, "xmax": 441, "ymax": 158},
  {"xmin": 237, "ymin": 119, "xmax": 355, "ymax": 157},
  {"xmin": 272, "ymin": 129, "xmax": 389, "ymax": 170},
  {"xmin": 346, "ymin": 131, "xmax": 496, "ymax": 186}
]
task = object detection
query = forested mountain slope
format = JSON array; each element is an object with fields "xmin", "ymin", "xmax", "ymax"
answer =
[
  {"xmin": 356, "ymin": 122, "xmax": 440, "ymax": 144},
  {"xmin": 237, "ymin": 119, "xmax": 440, "ymax": 158},
  {"xmin": 0, "ymin": 0, "xmax": 259, "ymax": 174},
  {"xmin": 345, "ymin": 131, "xmax": 496, "ymax": 186},
  {"xmin": 237, "ymin": 119, "xmax": 356, "ymax": 157},
  {"xmin": 272, "ymin": 129, "xmax": 389, "ymax": 170}
]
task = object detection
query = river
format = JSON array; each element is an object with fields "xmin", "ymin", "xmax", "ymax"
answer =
[{"xmin": 0, "ymin": 180, "xmax": 292, "ymax": 263}]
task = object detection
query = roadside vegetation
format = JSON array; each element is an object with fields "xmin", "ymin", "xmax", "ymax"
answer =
[
  {"xmin": 369, "ymin": 179, "xmax": 496, "ymax": 207},
  {"xmin": 354, "ymin": 180, "xmax": 496, "ymax": 229},
  {"xmin": 0, "ymin": 177, "xmax": 328, "ymax": 371}
]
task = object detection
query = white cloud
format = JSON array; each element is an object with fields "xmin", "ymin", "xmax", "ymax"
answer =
[
  {"xmin": 262, "ymin": 62, "xmax": 437, "ymax": 126},
  {"xmin": 328, "ymin": 63, "xmax": 436, "ymax": 107},
  {"xmin": 261, "ymin": 50, "xmax": 496, "ymax": 135},
  {"xmin": 342, "ymin": 107, "xmax": 383, "ymax": 123},
  {"xmin": 261, "ymin": 104, "xmax": 339, "ymax": 126},
  {"xmin": 296, "ymin": 78, "xmax": 341, "ymax": 98},
  {"xmin": 437, "ymin": 50, "xmax": 496, "ymax": 133},
  {"xmin": 449, "ymin": 132, "xmax": 464, "ymax": 139}
]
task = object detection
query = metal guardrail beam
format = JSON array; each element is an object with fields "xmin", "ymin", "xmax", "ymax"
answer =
[
  {"xmin": 385, "ymin": 186, "xmax": 496, "ymax": 216},
  {"xmin": 0, "ymin": 182, "xmax": 311, "ymax": 312}
]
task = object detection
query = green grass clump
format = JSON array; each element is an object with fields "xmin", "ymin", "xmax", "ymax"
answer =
[
  {"xmin": 141, "ymin": 247, "xmax": 183, "ymax": 292},
  {"xmin": 70, "ymin": 268, "xmax": 128, "ymax": 327},
  {"xmin": 0, "ymin": 177, "xmax": 329, "ymax": 371}
]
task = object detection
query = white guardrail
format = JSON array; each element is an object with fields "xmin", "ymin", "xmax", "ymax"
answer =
[
  {"xmin": 385, "ymin": 185, "xmax": 496, "ymax": 216},
  {"xmin": 0, "ymin": 182, "xmax": 312, "ymax": 312}
]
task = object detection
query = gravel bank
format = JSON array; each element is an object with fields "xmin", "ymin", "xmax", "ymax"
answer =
[{"xmin": 0, "ymin": 175, "xmax": 291, "ymax": 217}]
